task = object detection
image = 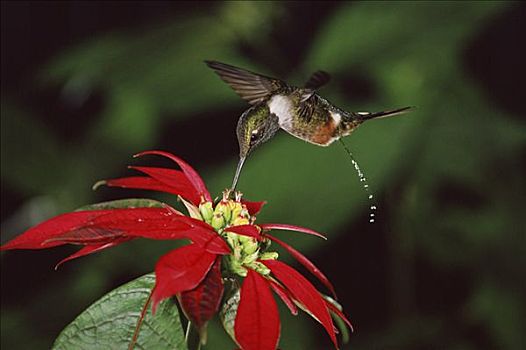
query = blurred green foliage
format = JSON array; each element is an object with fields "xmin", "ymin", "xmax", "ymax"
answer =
[{"xmin": 1, "ymin": 2, "xmax": 524, "ymax": 349}]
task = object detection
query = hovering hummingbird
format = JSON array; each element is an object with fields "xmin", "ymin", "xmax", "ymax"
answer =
[{"xmin": 205, "ymin": 60, "xmax": 412, "ymax": 191}]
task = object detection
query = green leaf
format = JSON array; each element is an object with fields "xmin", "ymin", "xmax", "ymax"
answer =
[
  {"xmin": 53, "ymin": 274, "xmax": 187, "ymax": 350},
  {"xmin": 74, "ymin": 198, "xmax": 167, "ymax": 211},
  {"xmin": 219, "ymin": 285, "xmax": 240, "ymax": 344}
]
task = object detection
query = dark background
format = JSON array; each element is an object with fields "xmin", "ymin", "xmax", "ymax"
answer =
[{"xmin": 1, "ymin": 1, "xmax": 525, "ymax": 349}]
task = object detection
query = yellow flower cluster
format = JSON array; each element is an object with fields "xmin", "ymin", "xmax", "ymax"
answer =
[{"xmin": 182, "ymin": 191, "xmax": 278, "ymax": 277}]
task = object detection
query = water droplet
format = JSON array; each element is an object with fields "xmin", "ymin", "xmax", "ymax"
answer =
[{"xmin": 340, "ymin": 140, "xmax": 378, "ymax": 224}]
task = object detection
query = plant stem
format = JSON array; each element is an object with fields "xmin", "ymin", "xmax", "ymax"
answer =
[
  {"xmin": 185, "ymin": 322, "xmax": 202, "ymax": 350},
  {"xmin": 128, "ymin": 290, "xmax": 153, "ymax": 350}
]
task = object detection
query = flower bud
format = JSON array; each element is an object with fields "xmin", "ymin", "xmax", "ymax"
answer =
[
  {"xmin": 214, "ymin": 200, "xmax": 232, "ymax": 223},
  {"xmin": 248, "ymin": 261, "xmax": 271, "ymax": 276},
  {"xmin": 227, "ymin": 257, "xmax": 247, "ymax": 277},
  {"xmin": 239, "ymin": 235, "xmax": 258, "ymax": 256},
  {"xmin": 231, "ymin": 216, "xmax": 250, "ymax": 227},
  {"xmin": 259, "ymin": 252, "xmax": 279, "ymax": 261},
  {"xmin": 229, "ymin": 201, "xmax": 244, "ymax": 220},
  {"xmin": 199, "ymin": 202, "xmax": 214, "ymax": 223},
  {"xmin": 211, "ymin": 213, "xmax": 226, "ymax": 231}
]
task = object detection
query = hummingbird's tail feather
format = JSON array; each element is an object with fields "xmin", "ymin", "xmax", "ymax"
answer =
[{"xmin": 357, "ymin": 106, "xmax": 413, "ymax": 121}]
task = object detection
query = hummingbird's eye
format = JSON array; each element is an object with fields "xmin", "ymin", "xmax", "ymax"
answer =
[{"xmin": 250, "ymin": 130, "xmax": 259, "ymax": 142}]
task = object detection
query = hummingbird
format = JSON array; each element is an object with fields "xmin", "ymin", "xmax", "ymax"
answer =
[{"xmin": 205, "ymin": 60, "xmax": 412, "ymax": 191}]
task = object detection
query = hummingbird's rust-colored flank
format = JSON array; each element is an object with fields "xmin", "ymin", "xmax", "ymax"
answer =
[{"xmin": 311, "ymin": 118, "xmax": 338, "ymax": 146}]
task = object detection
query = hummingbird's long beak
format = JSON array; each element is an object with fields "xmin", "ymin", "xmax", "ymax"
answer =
[{"xmin": 231, "ymin": 156, "xmax": 246, "ymax": 192}]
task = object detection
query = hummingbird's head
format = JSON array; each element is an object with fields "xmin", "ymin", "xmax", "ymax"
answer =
[
  {"xmin": 237, "ymin": 103, "xmax": 279, "ymax": 159},
  {"xmin": 231, "ymin": 103, "xmax": 279, "ymax": 191}
]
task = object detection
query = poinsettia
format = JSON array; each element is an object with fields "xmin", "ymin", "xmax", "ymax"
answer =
[{"xmin": 1, "ymin": 150, "xmax": 352, "ymax": 350}]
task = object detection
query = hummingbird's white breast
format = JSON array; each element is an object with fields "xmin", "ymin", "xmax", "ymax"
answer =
[{"xmin": 268, "ymin": 95, "xmax": 294, "ymax": 130}]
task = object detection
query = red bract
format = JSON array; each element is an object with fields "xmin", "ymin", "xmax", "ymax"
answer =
[
  {"xmin": 0, "ymin": 150, "xmax": 352, "ymax": 349},
  {"xmin": 235, "ymin": 270, "xmax": 280, "ymax": 350},
  {"xmin": 262, "ymin": 259, "xmax": 337, "ymax": 347},
  {"xmin": 179, "ymin": 257, "xmax": 224, "ymax": 331},
  {"xmin": 152, "ymin": 244, "xmax": 218, "ymax": 312}
]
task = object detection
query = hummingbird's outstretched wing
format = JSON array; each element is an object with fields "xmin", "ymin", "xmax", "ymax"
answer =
[
  {"xmin": 205, "ymin": 60, "xmax": 287, "ymax": 105},
  {"xmin": 300, "ymin": 70, "xmax": 331, "ymax": 103},
  {"xmin": 304, "ymin": 70, "xmax": 331, "ymax": 90}
]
